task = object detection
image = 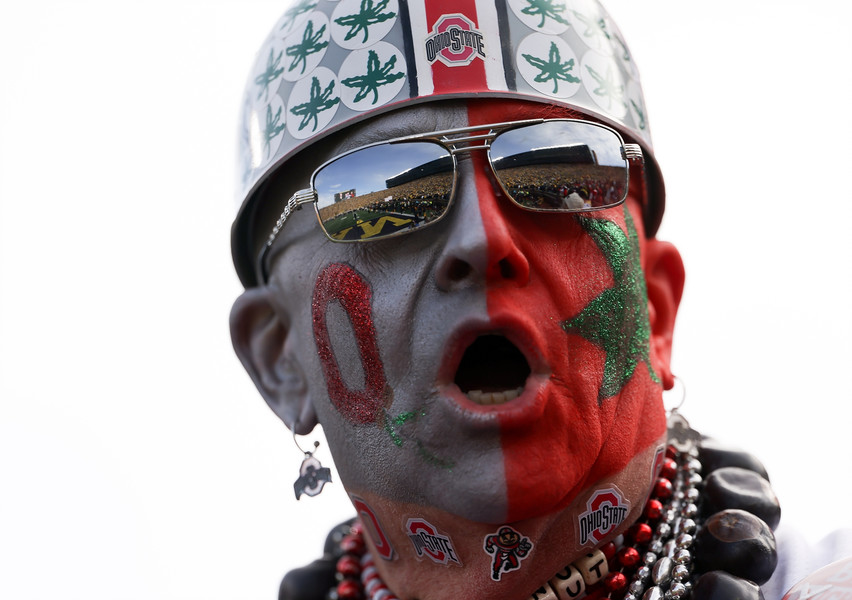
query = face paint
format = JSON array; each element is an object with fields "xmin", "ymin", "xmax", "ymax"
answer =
[
  {"xmin": 576, "ymin": 486, "xmax": 630, "ymax": 546},
  {"xmin": 467, "ymin": 99, "xmax": 666, "ymax": 522},
  {"xmin": 405, "ymin": 518, "xmax": 461, "ymax": 566},
  {"xmin": 562, "ymin": 208, "xmax": 659, "ymax": 402},
  {"xmin": 483, "ymin": 525, "xmax": 533, "ymax": 581},
  {"xmin": 312, "ymin": 262, "xmax": 389, "ymax": 425},
  {"xmin": 351, "ymin": 494, "xmax": 396, "ymax": 561}
]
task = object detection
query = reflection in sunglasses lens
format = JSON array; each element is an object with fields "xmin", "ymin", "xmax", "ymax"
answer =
[
  {"xmin": 315, "ymin": 142, "xmax": 454, "ymax": 241},
  {"xmin": 490, "ymin": 121, "xmax": 628, "ymax": 212}
]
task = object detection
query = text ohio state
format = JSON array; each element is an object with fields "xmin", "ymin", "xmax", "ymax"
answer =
[
  {"xmin": 409, "ymin": 529, "xmax": 460, "ymax": 563},
  {"xmin": 425, "ymin": 27, "xmax": 485, "ymax": 62},
  {"xmin": 579, "ymin": 505, "xmax": 628, "ymax": 545}
]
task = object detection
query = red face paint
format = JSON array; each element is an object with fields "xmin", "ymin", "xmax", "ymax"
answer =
[
  {"xmin": 466, "ymin": 99, "xmax": 666, "ymax": 522},
  {"xmin": 312, "ymin": 262, "xmax": 389, "ymax": 425}
]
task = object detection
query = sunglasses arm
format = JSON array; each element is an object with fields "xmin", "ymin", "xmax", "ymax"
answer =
[
  {"xmin": 265, "ymin": 188, "xmax": 318, "ymax": 249},
  {"xmin": 622, "ymin": 143, "xmax": 643, "ymax": 163},
  {"xmin": 256, "ymin": 188, "xmax": 317, "ymax": 282}
]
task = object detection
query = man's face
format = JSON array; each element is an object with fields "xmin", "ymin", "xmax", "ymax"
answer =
[{"xmin": 262, "ymin": 99, "xmax": 668, "ymax": 524}]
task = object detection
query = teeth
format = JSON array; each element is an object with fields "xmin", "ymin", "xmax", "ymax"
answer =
[{"xmin": 466, "ymin": 387, "xmax": 524, "ymax": 406}]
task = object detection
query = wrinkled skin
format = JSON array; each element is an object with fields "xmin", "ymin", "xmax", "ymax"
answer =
[{"xmin": 231, "ymin": 99, "xmax": 684, "ymax": 599}]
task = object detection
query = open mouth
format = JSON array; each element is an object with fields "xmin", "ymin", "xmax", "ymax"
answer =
[{"xmin": 454, "ymin": 335, "xmax": 532, "ymax": 406}]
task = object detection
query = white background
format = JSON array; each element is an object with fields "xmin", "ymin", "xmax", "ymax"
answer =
[{"xmin": 1, "ymin": 2, "xmax": 850, "ymax": 599}]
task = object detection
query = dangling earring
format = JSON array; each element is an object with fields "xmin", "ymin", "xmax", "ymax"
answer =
[
  {"xmin": 292, "ymin": 426, "xmax": 332, "ymax": 500},
  {"xmin": 664, "ymin": 376, "xmax": 700, "ymax": 452}
]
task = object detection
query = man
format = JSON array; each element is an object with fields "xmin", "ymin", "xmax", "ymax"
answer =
[{"xmin": 230, "ymin": 1, "xmax": 786, "ymax": 598}]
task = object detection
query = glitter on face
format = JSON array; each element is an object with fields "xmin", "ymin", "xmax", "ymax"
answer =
[
  {"xmin": 312, "ymin": 262, "xmax": 389, "ymax": 424},
  {"xmin": 561, "ymin": 207, "xmax": 659, "ymax": 402}
]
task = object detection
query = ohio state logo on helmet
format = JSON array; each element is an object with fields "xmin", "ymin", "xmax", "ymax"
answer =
[
  {"xmin": 578, "ymin": 487, "xmax": 630, "ymax": 546},
  {"xmin": 424, "ymin": 14, "xmax": 485, "ymax": 66}
]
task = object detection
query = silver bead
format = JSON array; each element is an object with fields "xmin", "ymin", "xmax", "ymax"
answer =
[
  {"xmin": 672, "ymin": 564, "xmax": 690, "ymax": 581},
  {"xmin": 630, "ymin": 580, "xmax": 646, "ymax": 595},
  {"xmin": 652, "ymin": 556, "xmax": 673, "ymax": 585},
  {"xmin": 673, "ymin": 549, "xmax": 691, "ymax": 565},
  {"xmin": 686, "ymin": 487, "xmax": 700, "ymax": 502},
  {"xmin": 665, "ymin": 509, "xmax": 677, "ymax": 523},
  {"xmin": 656, "ymin": 523, "xmax": 672, "ymax": 538},
  {"xmin": 682, "ymin": 503, "xmax": 698, "ymax": 518},
  {"xmin": 675, "ymin": 533, "xmax": 693, "ymax": 549},
  {"xmin": 623, "ymin": 594, "xmax": 638, "ymax": 600},
  {"xmin": 663, "ymin": 540, "xmax": 676, "ymax": 557},
  {"xmin": 649, "ymin": 540, "xmax": 664, "ymax": 555},
  {"xmin": 689, "ymin": 473, "xmax": 703, "ymax": 486},
  {"xmin": 644, "ymin": 551, "xmax": 659, "ymax": 566},
  {"xmin": 686, "ymin": 458, "xmax": 702, "ymax": 473},
  {"xmin": 642, "ymin": 586, "xmax": 664, "ymax": 600},
  {"xmin": 667, "ymin": 582, "xmax": 687, "ymax": 599},
  {"xmin": 636, "ymin": 566, "xmax": 651, "ymax": 582},
  {"xmin": 679, "ymin": 518, "xmax": 696, "ymax": 534}
]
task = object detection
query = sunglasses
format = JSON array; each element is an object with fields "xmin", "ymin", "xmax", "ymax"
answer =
[{"xmin": 260, "ymin": 118, "xmax": 643, "ymax": 273}]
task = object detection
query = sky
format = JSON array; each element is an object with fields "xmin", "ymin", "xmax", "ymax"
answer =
[{"xmin": 1, "ymin": 2, "xmax": 851, "ymax": 599}]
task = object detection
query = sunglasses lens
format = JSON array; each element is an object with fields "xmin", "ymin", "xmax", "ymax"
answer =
[
  {"xmin": 314, "ymin": 142, "xmax": 454, "ymax": 241},
  {"xmin": 490, "ymin": 121, "xmax": 628, "ymax": 212}
]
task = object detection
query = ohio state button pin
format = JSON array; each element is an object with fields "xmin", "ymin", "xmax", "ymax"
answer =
[{"xmin": 782, "ymin": 557, "xmax": 852, "ymax": 600}]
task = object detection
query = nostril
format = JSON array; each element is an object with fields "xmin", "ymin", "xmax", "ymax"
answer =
[
  {"xmin": 499, "ymin": 258, "xmax": 515, "ymax": 280},
  {"xmin": 446, "ymin": 258, "xmax": 472, "ymax": 282}
]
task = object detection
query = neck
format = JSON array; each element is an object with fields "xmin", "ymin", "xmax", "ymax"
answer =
[{"xmin": 342, "ymin": 441, "xmax": 667, "ymax": 600}]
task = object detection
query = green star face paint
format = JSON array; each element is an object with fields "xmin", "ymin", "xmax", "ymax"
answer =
[{"xmin": 562, "ymin": 207, "xmax": 659, "ymax": 402}]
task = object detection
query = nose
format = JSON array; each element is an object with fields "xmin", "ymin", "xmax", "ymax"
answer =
[{"xmin": 434, "ymin": 153, "xmax": 530, "ymax": 291}]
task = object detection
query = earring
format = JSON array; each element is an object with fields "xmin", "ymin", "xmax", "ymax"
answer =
[
  {"xmin": 664, "ymin": 376, "xmax": 701, "ymax": 452},
  {"xmin": 292, "ymin": 427, "xmax": 332, "ymax": 500}
]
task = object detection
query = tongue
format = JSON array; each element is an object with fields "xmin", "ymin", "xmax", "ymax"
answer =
[{"xmin": 454, "ymin": 335, "xmax": 531, "ymax": 400}]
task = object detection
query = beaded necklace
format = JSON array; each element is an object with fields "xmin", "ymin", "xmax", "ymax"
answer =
[{"xmin": 328, "ymin": 414, "xmax": 771, "ymax": 600}]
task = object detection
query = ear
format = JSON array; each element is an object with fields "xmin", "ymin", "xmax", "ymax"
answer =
[
  {"xmin": 230, "ymin": 287, "xmax": 319, "ymax": 435},
  {"xmin": 644, "ymin": 240, "xmax": 685, "ymax": 390}
]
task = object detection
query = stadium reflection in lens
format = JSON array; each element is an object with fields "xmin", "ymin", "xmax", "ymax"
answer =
[
  {"xmin": 315, "ymin": 142, "xmax": 454, "ymax": 241},
  {"xmin": 490, "ymin": 121, "xmax": 628, "ymax": 212}
]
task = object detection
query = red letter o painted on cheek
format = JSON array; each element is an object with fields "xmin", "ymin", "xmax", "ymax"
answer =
[{"xmin": 312, "ymin": 263, "xmax": 388, "ymax": 425}]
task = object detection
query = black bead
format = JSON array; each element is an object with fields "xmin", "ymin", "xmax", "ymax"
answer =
[
  {"xmin": 279, "ymin": 558, "xmax": 338, "ymax": 600},
  {"xmin": 702, "ymin": 467, "xmax": 781, "ymax": 530},
  {"xmin": 694, "ymin": 509, "xmax": 778, "ymax": 585},
  {"xmin": 691, "ymin": 571, "xmax": 765, "ymax": 600},
  {"xmin": 698, "ymin": 439, "xmax": 770, "ymax": 480}
]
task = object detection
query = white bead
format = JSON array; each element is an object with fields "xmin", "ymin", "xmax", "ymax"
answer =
[
  {"xmin": 549, "ymin": 564, "xmax": 585, "ymax": 599},
  {"xmin": 574, "ymin": 549, "xmax": 608, "ymax": 586}
]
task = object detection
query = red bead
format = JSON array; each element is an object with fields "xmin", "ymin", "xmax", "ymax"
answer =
[
  {"xmin": 340, "ymin": 533, "xmax": 366, "ymax": 556},
  {"xmin": 653, "ymin": 477, "xmax": 673, "ymax": 500},
  {"xmin": 601, "ymin": 541, "xmax": 617, "ymax": 561},
  {"xmin": 630, "ymin": 523, "xmax": 653, "ymax": 544},
  {"xmin": 644, "ymin": 499, "xmax": 664, "ymax": 520},
  {"xmin": 350, "ymin": 520, "xmax": 364, "ymax": 536},
  {"xmin": 604, "ymin": 572, "xmax": 628, "ymax": 592},
  {"xmin": 336, "ymin": 555, "xmax": 361, "ymax": 578},
  {"xmin": 660, "ymin": 458, "xmax": 677, "ymax": 480},
  {"xmin": 665, "ymin": 445, "xmax": 678, "ymax": 459},
  {"xmin": 617, "ymin": 546, "xmax": 640, "ymax": 568},
  {"xmin": 336, "ymin": 579, "xmax": 363, "ymax": 600}
]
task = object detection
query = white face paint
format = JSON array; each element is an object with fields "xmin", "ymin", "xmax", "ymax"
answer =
[{"xmin": 267, "ymin": 102, "xmax": 512, "ymax": 522}]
